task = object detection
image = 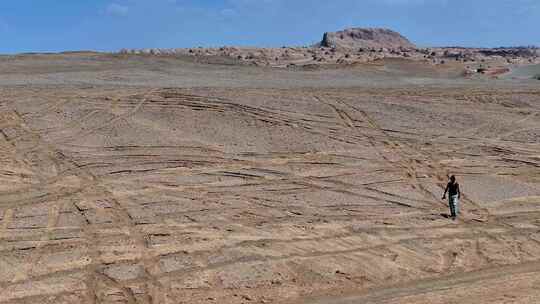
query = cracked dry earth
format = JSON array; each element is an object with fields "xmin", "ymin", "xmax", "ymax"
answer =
[{"xmin": 1, "ymin": 84, "xmax": 540, "ymax": 304}]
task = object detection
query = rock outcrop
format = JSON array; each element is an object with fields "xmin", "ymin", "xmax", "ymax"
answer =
[
  {"xmin": 320, "ymin": 28, "xmax": 416, "ymax": 50},
  {"xmin": 117, "ymin": 27, "xmax": 540, "ymax": 68}
]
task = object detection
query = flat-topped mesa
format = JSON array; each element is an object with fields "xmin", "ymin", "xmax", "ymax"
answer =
[{"xmin": 320, "ymin": 28, "xmax": 416, "ymax": 50}]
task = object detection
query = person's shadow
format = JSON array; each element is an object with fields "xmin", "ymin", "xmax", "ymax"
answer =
[{"xmin": 440, "ymin": 213, "xmax": 452, "ymax": 219}]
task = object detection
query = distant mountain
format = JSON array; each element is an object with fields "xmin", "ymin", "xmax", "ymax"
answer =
[
  {"xmin": 319, "ymin": 28, "xmax": 416, "ymax": 50},
  {"xmin": 117, "ymin": 27, "xmax": 539, "ymax": 68}
]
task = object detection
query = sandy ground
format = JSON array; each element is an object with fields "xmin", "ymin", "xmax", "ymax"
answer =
[{"xmin": 0, "ymin": 53, "xmax": 540, "ymax": 304}]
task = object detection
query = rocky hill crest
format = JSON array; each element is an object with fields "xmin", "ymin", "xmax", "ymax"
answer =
[{"xmin": 320, "ymin": 28, "xmax": 416, "ymax": 50}]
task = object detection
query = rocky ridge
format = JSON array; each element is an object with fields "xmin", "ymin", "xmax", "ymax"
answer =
[
  {"xmin": 118, "ymin": 28, "xmax": 540, "ymax": 74},
  {"xmin": 319, "ymin": 28, "xmax": 416, "ymax": 50}
]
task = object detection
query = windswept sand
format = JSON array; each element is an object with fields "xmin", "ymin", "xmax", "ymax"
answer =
[{"xmin": 0, "ymin": 54, "xmax": 539, "ymax": 304}]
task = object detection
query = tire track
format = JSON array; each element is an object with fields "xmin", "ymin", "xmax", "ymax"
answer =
[
  {"xmin": 304, "ymin": 260, "xmax": 540, "ymax": 304},
  {"xmin": 332, "ymin": 96, "xmax": 493, "ymax": 222},
  {"xmin": 0, "ymin": 90, "xmax": 167, "ymax": 304}
]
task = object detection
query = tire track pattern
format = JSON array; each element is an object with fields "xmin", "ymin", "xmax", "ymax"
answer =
[{"xmin": 1, "ymin": 87, "xmax": 539, "ymax": 304}]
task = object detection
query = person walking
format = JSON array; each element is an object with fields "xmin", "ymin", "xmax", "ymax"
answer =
[{"xmin": 442, "ymin": 175, "xmax": 461, "ymax": 220}]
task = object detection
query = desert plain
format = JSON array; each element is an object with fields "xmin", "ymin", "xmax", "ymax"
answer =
[{"xmin": 0, "ymin": 49, "xmax": 540, "ymax": 304}]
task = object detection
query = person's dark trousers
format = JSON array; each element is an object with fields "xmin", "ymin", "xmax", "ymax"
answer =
[
  {"xmin": 449, "ymin": 202, "xmax": 456, "ymax": 218},
  {"xmin": 449, "ymin": 195, "xmax": 458, "ymax": 219}
]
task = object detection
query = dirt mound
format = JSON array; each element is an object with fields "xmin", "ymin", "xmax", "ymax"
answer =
[{"xmin": 320, "ymin": 27, "xmax": 416, "ymax": 50}]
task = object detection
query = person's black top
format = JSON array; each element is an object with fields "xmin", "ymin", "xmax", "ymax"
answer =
[{"xmin": 447, "ymin": 182, "xmax": 459, "ymax": 196}]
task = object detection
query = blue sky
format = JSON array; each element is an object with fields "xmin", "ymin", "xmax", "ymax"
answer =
[{"xmin": 0, "ymin": 0, "xmax": 539, "ymax": 53}]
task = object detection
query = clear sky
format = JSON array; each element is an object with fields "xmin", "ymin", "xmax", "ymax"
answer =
[{"xmin": 0, "ymin": 0, "xmax": 539, "ymax": 54}]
